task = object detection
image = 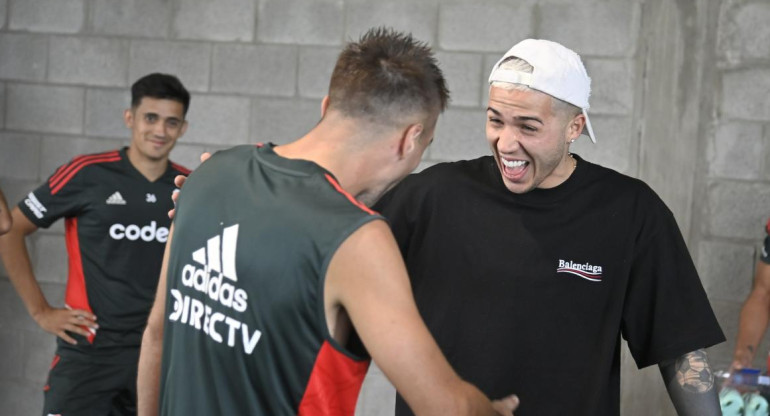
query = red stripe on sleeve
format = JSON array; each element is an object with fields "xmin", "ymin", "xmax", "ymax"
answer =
[
  {"xmin": 49, "ymin": 151, "xmax": 120, "ymax": 187},
  {"xmin": 297, "ymin": 341, "xmax": 370, "ymax": 416},
  {"xmin": 766, "ymin": 217, "xmax": 770, "ymax": 235},
  {"xmin": 50, "ymin": 154, "xmax": 121, "ymax": 195},
  {"xmin": 170, "ymin": 162, "xmax": 191, "ymax": 175},
  {"xmin": 64, "ymin": 218, "xmax": 96, "ymax": 344},
  {"xmin": 323, "ymin": 174, "xmax": 377, "ymax": 215}
]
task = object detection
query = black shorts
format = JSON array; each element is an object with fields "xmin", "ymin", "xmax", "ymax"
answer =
[{"xmin": 43, "ymin": 347, "xmax": 139, "ymax": 416}]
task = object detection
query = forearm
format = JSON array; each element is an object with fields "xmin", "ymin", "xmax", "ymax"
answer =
[
  {"xmin": 137, "ymin": 324, "xmax": 164, "ymax": 416},
  {"xmin": 734, "ymin": 291, "xmax": 770, "ymax": 365},
  {"xmin": 659, "ymin": 349, "xmax": 720, "ymax": 416},
  {"xmin": 0, "ymin": 216, "xmax": 50, "ymax": 319}
]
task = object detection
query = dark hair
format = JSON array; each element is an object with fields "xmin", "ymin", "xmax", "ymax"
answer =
[
  {"xmin": 328, "ymin": 27, "xmax": 449, "ymax": 126},
  {"xmin": 131, "ymin": 73, "xmax": 191, "ymax": 116}
]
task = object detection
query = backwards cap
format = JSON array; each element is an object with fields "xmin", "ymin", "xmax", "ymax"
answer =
[{"xmin": 488, "ymin": 39, "xmax": 596, "ymax": 143}]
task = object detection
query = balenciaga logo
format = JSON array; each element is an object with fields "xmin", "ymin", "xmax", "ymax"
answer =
[
  {"xmin": 557, "ymin": 259, "xmax": 603, "ymax": 282},
  {"xmin": 106, "ymin": 191, "xmax": 127, "ymax": 205},
  {"xmin": 24, "ymin": 192, "xmax": 47, "ymax": 219},
  {"xmin": 168, "ymin": 224, "xmax": 263, "ymax": 354}
]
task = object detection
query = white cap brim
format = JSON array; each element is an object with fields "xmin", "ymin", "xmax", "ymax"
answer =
[{"xmin": 582, "ymin": 108, "xmax": 596, "ymax": 144}]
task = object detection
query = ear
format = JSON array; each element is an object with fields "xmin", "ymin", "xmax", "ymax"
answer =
[
  {"xmin": 123, "ymin": 109, "xmax": 134, "ymax": 128},
  {"xmin": 398, "ymin": 123, "xmax": 424, "ymax": 159},
  {"xmin": 321, "ymin": 95, "xmax": 330, "ymax": 117},
  {"xmin": 565, "ymin": 113, "xmax": 585, "ymax": 143}
]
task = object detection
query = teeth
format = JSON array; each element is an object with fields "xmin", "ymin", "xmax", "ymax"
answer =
[{"xmin": 502, "ymin": 159, "xmax": 527, "ymax": 168}]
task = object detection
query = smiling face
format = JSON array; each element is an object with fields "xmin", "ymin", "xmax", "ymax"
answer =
[
  {"xmin": 486, "ymin": 86, "xmax": 583, "ymax": 194},
  {"xmin": 124, "ymin": 97, "xmax": 187, "ymax": 163}
]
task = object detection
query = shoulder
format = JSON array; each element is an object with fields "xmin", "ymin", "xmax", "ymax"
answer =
[
  {"xmin": 394, "ymin": 157, "xmax": 494, "ymax": 194},
  {"xmin": 47, "ymin": 149, "xmax": 122, "ymax": 194},
  {"xmin": 580, "ymin": 159, "xmax": 660, "ymax": 204},
  {"xmin": 168, "ymin": 160, "xmax": 191, "ymax": 176}
]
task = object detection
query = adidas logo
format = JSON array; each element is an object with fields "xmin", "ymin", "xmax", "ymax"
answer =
[
  {"xmin": 171, "ymin": 224, "xmax": 263, "ymax": 354},
  {"xmin": 180, "ymin": 224, "xmax": 245, "ymax": 311},
  {"xmin": 192, "ymin": 224, "xmax": 239, "ymax": 282},
  {"xmin": 106, "ymin": 191, "xmax": 127, "ymax": 205}
]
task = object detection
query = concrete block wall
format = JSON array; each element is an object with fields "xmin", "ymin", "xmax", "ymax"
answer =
[
  {"xmin": 698, "ymin": 0, "xmax": 770, "ymax": 373},
  {"xmin": 0, "ymin": 0, "xmax": 763, "ymax": 415}
]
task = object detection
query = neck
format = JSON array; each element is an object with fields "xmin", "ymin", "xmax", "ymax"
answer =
[
  {"xmin": 273, "ymin": 120, "xmax": 387, "ymax": 200},
  {"xmin": 126, "ymin": 147, "xmax": 168, "ymax": 182}
]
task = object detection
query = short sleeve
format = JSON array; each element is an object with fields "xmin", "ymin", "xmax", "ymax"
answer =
[
  {"xmin": 621, "ymin": 189, "xmax": 725, "ymax": 368},
  {"xmin": 17, "ymin": 163, "xmax": 88, "ymax": 228},
  {"xmin": 761, "ymin": 218, "xmax": 770, "ymax": 264}
]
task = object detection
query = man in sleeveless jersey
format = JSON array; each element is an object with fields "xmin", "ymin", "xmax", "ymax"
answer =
[
  {"xmin": 374, "ymin": 39, "xmax": 725, "ymax": 415},
  {"xmin": 0, "ymin": 73, "xmax": 191, "ymax": 415},
  {"xmin": 138, "ymin": 28, "xmax": 519, "ymax": 416},
  {"xmin": 732, "ymin": 218, "xmax": 770, "ymax": 370}
]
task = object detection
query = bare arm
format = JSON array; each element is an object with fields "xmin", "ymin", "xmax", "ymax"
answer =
[
  {"xmin": 732, "ymin": 261, "xmax": 770, "ymax": 369},
  {"xmin": 326, "ymin": 220, "xmax": 518, "ymax": 416},
  {"xmin": 0, "ymin": 188, "xmax": 11, "ymax": 235},
  {"xmin": 137, "ymin": 223, "xmax": 173, "ymax": 416},
  {"xmin": 0, "ymin": 207, "xmax": 96, "ymax": 344},
  {"xmin": 659, "ymin": 349, "xmax": 720, "ymax": 416}
]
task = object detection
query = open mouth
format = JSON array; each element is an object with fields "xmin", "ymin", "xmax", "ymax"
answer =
[{"xmin": 501, "ymin": 157, "xmax": 529, "ymax": 180}]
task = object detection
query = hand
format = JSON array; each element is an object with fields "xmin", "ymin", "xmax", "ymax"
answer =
[
  {"xmin": 168, "ymin": 152, "xmax": 212, "ymax": 219},
  {"xmin": 491, "ymin": 394, "xmax": 519, "ymax": 415},
  {"xmin": 34, "ymin": 306, "xmax": 97, "ymax": 345},
  {"xmin": 730, "ymin": 347, "xmax": 754, "ymax": 372}
]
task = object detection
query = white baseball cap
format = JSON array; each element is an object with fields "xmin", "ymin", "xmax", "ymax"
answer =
[{"xmin": 488, "ymin": 39, "xmax": 596, "ymax": 143}]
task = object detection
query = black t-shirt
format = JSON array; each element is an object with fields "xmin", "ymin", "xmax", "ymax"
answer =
[
  {"xmin": 160, "ymin": 145, "xmax": 378, "ymax": 415},
  {"xmin": 18, "ymin": 147, "xmax": 188, "ymax": 352},
  {"xmin": 376, "ymin": 154, "xmax": 725, "ymax": 416}
]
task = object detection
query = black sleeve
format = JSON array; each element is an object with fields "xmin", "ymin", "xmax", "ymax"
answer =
[
  {"xmin": 17, "ymin": 162, "xmax": 88, "ymax": 228},
  {"xmin": 621, "ymin": 189, "xmax": 725, "ymax": 368},
  {"xmin": 761, "ymin": 218, "xmax": 770, "ymax": 264}
]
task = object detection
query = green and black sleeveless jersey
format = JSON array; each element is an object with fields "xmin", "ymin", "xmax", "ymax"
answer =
[
  {"xmin": 160, "ymin": 144, "xmax": 380, "ymax": 415},
  {"xmin": 18, "ymin": 147, "xmax": 189, "ymax": 352}
]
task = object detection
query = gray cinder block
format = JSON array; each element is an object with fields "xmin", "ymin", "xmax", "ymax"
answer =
[
  {"xmin": 49, "ymin": 37, "xmax": 129, "ymax": 87},
  {"xmin": 173, "ymin": 0, "xmax": 256, "ymax": 42},
  {"xmin": 257, "ymin": 0, "xmax": 344, "ymax": 45},
  {"xmin": 8, "ymin": 0, "xmax": 85, "ymax": 33},
  {"xmin": 0, "ymin": 33, "xmax": 47, "ymax": 81},
  {"xmin": 6, "ymin": 84, "xmax": 84, "ymax": 134}
]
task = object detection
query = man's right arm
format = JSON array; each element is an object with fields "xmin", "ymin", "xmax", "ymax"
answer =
[
  {"xmin": 137, "ymin": 224, "xmax": 173, "ymax": 416},
  {"xmin": 326, "ymin": 220, "xmax": 518, "ymax": 416},
  {"xmin": 0, "ymin": 188, "xmax": 12, "ymax": 235},
  {"xmin": 0, "ymin": 207, "xmax": 97, "ymax": 344},
  {"xmin": 732, "ymin": 260, "xmax": 770, "ymax": 368}
]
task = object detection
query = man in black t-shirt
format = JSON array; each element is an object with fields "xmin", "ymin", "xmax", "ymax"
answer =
[
  {"xmin": 732, "ymin": 218, "xmax": 770, "ymax": 370},
  {"xmin": 375, "ymin": 39, "xmax": 724, "ymax": 416},
  {"xmin": 137, "ymin": 28, "xmax": 519, "ymax": 416},
  {"xmin": 0, "ymin": 73, "xmax": 191, "ymax": 415}
]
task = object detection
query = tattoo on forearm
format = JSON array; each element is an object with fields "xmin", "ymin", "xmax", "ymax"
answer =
[{"xmin": 675, "ymin": 349, "xmax": 714, "ymax": 393}]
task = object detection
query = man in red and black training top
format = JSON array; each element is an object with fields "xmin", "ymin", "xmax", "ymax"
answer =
[
  {"xmin": 732, "ymin": 217, "xmax": 770, "ymax": 370},
  {"xmin": 0, "ymin": 73, "xmax": 191, "ymax": 415}
]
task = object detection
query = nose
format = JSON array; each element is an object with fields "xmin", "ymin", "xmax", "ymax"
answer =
[
  {"xmin": 152, "ymin": 120, "xmax": 167, "ymax": 138},
  {"xmin": 497, "ymin": 126, "xmax": 521, "ymax": 154}
]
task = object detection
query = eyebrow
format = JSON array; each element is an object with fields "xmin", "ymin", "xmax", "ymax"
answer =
[{"xmin": 486, "ymin": 107, "xmax": 544, "ymax": 125}]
